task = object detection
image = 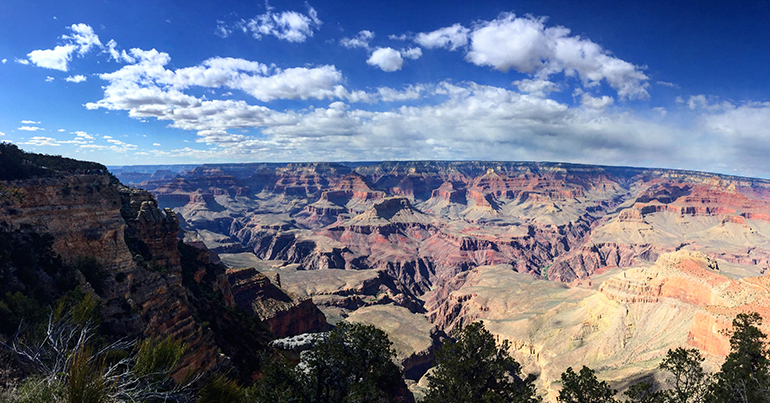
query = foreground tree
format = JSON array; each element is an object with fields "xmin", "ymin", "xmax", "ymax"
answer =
[
  {"xmin": 708, "ymin": 312, "xmax": 770, "ymax": 403},
  {"xmin": 251, "ymin": 321, "xmax": 407, "ymax": 403},
  {"xmin": 659, "ymin": 347, "xmax": 706, "ymax": 403},
  {"xmin": 304, "ymin": 322, "xmax": 405, "ymax": 403},
  {"xmin": 622, "ymin": 381, "xmax": 664, "ymax": 403},
  {"xmin": 423, "ymin": 321, "xmax": 541, "ymax": 403},
  {"xmin": 558, "ymin": 366, "xmax": 616, "ymax": 403}
]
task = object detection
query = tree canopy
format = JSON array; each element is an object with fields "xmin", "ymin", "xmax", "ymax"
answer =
[
  {"xmin": 557, "ymin": 366, "xmax": 616, "ymax": 403},
  {"xmin": 423, "ymin": 321, "xmax": 541, "ymax": 403},
  {"xmin": 707, "ymin": 312, "xmax": 770, "ymax": 403}
]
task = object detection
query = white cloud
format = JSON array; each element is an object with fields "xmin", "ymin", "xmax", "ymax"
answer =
[
  {"xmin": 0, "ymin": 132, "xmax": 5, "ymax": 136},
  {"xmin": 92, "ymin": 50, "xmax": 345, "ymax": 104},
  {"xmin": 401, "ymin": 47, "xmax": 422, "ymax": 60},
  {"xmin": 153, "ymin": 143, "xmax": 161, "ymax": 146},
  {"xmin": 377, "ymin": 85, "xmax": 427, "ymax": 102},
  {"xmin": 415, "ymin": 23, "xmax": 469, "ymax": 51},
  {"xmin": 26, "ymin": 23, "xmax": 102, "ymax": 71},
  {"xmin": 657, "ymin": 81, "xmax": 677, "ymax": 88},
  {"xmin": 63, "ymin": 23, "xmax": 102, "ymax": 56},
  {"xmin": 74, "ymin": 131, "xmax": 94, "ymax": 140},
  {"xmin": 15, "ymin": 58, "xmax": 29, "ymax": 65},
  {"xmin": 513, "ymin": 79, "xmax": 559, "ymax": 98},
  {"xmin": 23, "ymin": 136, "xmax": 60, "ymax": 146},
  {"xmin": 28, "ymin": 45, "xmax": 77, "ymax": 71},
  {"xmin": 21, "ymin": 120, "xmax": 40, "ymax": 124},
  {"xmin": 84, "ymin": 48, "xmax": 765, "ymax": 175},
  {"xmin": 687, "ymin": 94, "xmax": 733, "ymax": 111},
  {"xmin": 46, "ymin": 76, "xmax": 54, "ymax": 82},
  {"xmin": 388, "ymin": 34, "xmax": 409, "ymax": 41},
  {"xmin": 367, "ymin": 47, "xmax": 403, "ymax": 72},
  {"xmin": 106, "ymin": 39, "xmax": 136, "ymax": 63},
  {"xmin": 653, "ymin": 107, "xmax": 667, "ymax": 117},
  {"xmin": 340, "ymin": 30, "xmax": 374, "ymax": 49},
  {"xmin": 574, "ymin": 89, "xmax": 614, "ymax": 109},
  {"xmin": 1, "ymin": 59, "xmax": 6, "ymax": 64},
  {"xmin": 463, "ymin": 13, "xmax": 648, "ymax": 100},
  {"xmin": 18, "ymin": 126, "xmax": 44, "ymax": 131},
  {"xmin": 232, "ymin": 3, "xmax": 322, "ymax": 43},
  {"xmin": 58, "ymin": 129, "xmax": 65, "ymax": 132},
  {"xmin": 66, "ymin": 75, "xmax": 87, "ymax": 83}
]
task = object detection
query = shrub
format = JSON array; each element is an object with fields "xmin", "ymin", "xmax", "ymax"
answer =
[
  {"xmin": 197, "ymin": 374, "xmax": 245, "ymax": 403},
  {"xmin": 134, "ymin": 336, "xmax": 186, "ymax": 381}
]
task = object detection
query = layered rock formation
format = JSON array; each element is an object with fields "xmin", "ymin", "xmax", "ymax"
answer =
[
  {"xmin": 227, "ymin": 267, "xmax": 328, "ymax": 337},
  {"xmin": 114, "ymin": 160, "xmax": 770, "ymax": 399},
  {"xmin": 0, "ymin": 175, "xmax": 224, "ymax": 376}
]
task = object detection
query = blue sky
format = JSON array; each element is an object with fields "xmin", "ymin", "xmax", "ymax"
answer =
[{"xmin": 2, "ymin": 0, "xmax": 770, "ymax": 178}]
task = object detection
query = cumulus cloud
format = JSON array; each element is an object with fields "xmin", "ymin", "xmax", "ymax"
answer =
[
  {"xmin": 26, "ymin": 23, "xmax": 101, "ymax": 71},
  {"xmin": 687, "ymin": 94, "xmax": 733, "ymax": 112},
  {"xmin": 513, "ymin": 79, "xmax": 559, "ymax": 98},
  {"xmin": 18, "ymin": 126, "xmax": 44, "ymax": 131},
  {"xmin": 2, "ymin": 59, "xmax": 7, "ymax": 64},
  {"xmin": 401, "ymin": 47, "xmax": 422, "ymax": 60},
  {"xmin": 222, "ymin": 3, "xmax": 322, "ymax": 42},
  {"xmin": 415, "ymin": 23, "xmax": 469, "ymax": 50},
  {"xmin": 74, "ymin": 131, "xmax": 94, "ymax": 140},
  {"xmin": 574, "ymin": 89, "xmax": 614, "ymax": 109},
  {"xmin": 106, "ymin": 39, "xmax": 136, "ymax": 63},
  {"xmin": 367, "ymin": 47, "xmax": 403, "ymax": 72},
  {"xmin": 377, "ymin": 85, "xmax": 427, "ymax": 102},
  {"xmin": 340, "ymin": 30, "xmax": 374, "ymax": 49},
  {"xmin": 81, "ymin": 46, "xmax": 770, "ymax": 175},
  {"xmin": 413, "ymin": 14, "xmax": 648, "ymax": 100},
  {"xmin": 83, "ymin": 51, "xmax": 682, "ymax": 166},
  {"xmin": 66, "ymin": 75, "xmax": 87, "ymax": 83},
  {"xmin": 46, "ymin": 76, "xmax": 54, "ymax": 82},
  {"xmin": 465, "ymin": 13, "xmax": 649, "ymax": 99},
  {"xmin": 87, "ymin": 49, "xmax": 347, "ymax": 109},
  {"xmin": 21, "ymin": 120, "xmax": 40, "ymax": 124}
]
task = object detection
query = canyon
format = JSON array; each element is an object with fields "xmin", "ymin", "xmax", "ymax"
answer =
[
  {"xmin": 107, "ymin": 160, "xmax": 770, "ymax": 398},
  {"xmin": 4, "ymin": 155, "xmax": 770, "ymax": 400}
]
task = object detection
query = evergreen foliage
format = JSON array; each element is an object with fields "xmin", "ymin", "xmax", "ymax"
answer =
[
  {"xmin": 249, "ymin": 321, "xmax": 406, "ymax": 403},
  {"xmin": 303, "ymin": 321, "xmax": 404, "ymax": 403},
  {"xmin": 197, "ymin": 374, "xmax": 246, "ymax": 403},
  {"xmin": 0, "ymin": 224, "xmax": 78, "ymax": 336},
  {"xmin": 0, "ymin": 143, "xmax": 107, "ymax": 180},
  {"xmin": 659, "ymin": 347, "xmax": 706, "ymax": 403},
  {"xmin": 423, "ymin": 321, "xmax": 541, "ymax": 403},
  {"xmin": 707, "ymin": 312, "xmax": 770, "ymax": 403},
  {"xmin": 557, "ymin": 366, "xmax": 616, "ymax": 403},
  {"xmin": 622, "ymin": 381, "xmax": 664, "ymax": 403}
]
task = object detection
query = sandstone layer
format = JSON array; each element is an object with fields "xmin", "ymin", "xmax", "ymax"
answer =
[{"xmin": 113, "ymin": 160, "xmax": 770, "ymax": 399}]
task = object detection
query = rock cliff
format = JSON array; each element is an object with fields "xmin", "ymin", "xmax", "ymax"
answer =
[{"xmin": 115, "ymin": 159, "xmax": 770, "ymax": 399}]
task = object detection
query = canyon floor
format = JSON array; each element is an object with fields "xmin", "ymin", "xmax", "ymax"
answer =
[{"xmin": 114, "ymin": 161, "xmax": 770, "ymax": 400}]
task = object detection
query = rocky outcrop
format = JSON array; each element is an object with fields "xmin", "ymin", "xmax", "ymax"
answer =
[
  {"xmin": 0, "ymin": 175, "xmax": 225, "ymax": 377},
  {"xmin": 2, "ymin": 175, "xmax": 133, "ymax": 274},
  {"xmin": 227, "ymin": 267, "xmax": 328, "ymax": 337}
]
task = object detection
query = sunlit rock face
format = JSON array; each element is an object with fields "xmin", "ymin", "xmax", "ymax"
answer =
[
  {"xmin": 0, "ymin": 175, "xmax": 222, "ymax": 377},
  {"xmin": 119, "ymin": 160, "xmax": 770, "ymax": 399}
]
